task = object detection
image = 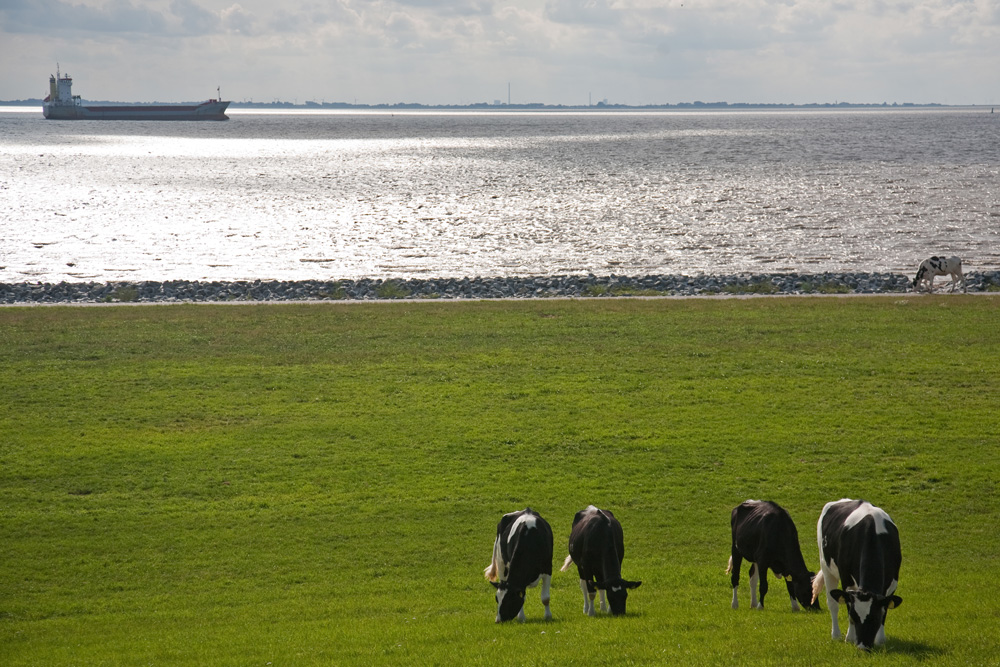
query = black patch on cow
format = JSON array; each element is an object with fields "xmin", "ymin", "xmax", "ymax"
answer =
[
  {"xmin": 566, "ymin": 506, "xmax": 641, "ymax": 616},
  {"xmin": 729, "ymin": 500, "xmax": 819, "ymax": 611}
]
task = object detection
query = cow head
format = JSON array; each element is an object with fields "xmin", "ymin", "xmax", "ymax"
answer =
[
  {"xmin": 491, "ymin": 581, "xmax": 525, "ymax": 623},
  {"xmin": 786, "ymin": 573, "xmax": 821, "ymax": 611},
  {"xmin": 598, "ymin": 578, "xmax": 642, "ymax": 616},
  {"xmin": 830, "ymin": 589, "xmax": 902, "ymax": 650}
]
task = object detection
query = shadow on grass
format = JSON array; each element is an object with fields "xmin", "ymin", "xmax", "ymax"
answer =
[
  {"xmin": 886, "ymin": 636, "xmax": 946, "ymax": 660},
  {"xmin": 493, "ymin": 617, "xmax": 566, "ymax": 627}
]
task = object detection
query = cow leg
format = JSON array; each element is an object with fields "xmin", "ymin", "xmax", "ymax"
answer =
[
  {"xmin": 729, "ymin": 552, "xmax": 743, "ymax": 609},
  {"xmin": 579, "ymin": 579, "xmax": 595, "ymax": 616},
  {"xmin": 845, "ymin": 618, "xmax": 857, "ymax": 645},
  {"xmin": 540, "ymin": 574, "xmax": 552, "ymax": 620},
  {"xmin": 748, "ymin": 564, "xmax": 760, "ymax": 609},
  {"xmin": 786, "ymin": 579, "xmax": 800, "ymax": 612},
  {"xmin": 823, "ymin": 574, "xmax": 841, "ymax": 639},
  {"xmin": 755, "ymin": 563, "xmax": 769, "ymax": 609},
  {"xmin": 599, "ymin": 588, "xmax": 608, "ymax": 613}
]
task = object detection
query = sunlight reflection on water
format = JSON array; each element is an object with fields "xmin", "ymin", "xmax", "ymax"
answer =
[{"xmin": 2, "ymin": 108, "xmax": 998, "ymax": 282}]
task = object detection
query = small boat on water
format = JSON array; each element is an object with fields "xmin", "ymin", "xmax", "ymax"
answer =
[{"xmin": 42, "ymin": 67, "xmax": 229, "ymax": 121}]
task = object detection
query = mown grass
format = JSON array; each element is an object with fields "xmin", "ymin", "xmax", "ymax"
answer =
[{"xmin": 1, "ymin": 296, "xmax": 999, "ymax": 665}]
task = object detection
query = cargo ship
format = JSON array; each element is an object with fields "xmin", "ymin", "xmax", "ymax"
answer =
[{"xmin": 43, "ymin": 68, "xmax": 229, "ymax": 120}]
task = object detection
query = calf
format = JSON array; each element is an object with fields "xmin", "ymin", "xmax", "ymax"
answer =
[
  {"xmin": 560, "ymin": 505, "xmax": 641, "ymax": 616},
  {"xmin": 913, "ymin": 255, "xmax": 966, "ymax": 293},
  {"xmin": 812, "ymin": 499, "xmax": 902, "ymax": 650},
  {"xmin": 483, "ymin": 508, "xmax": 553, "ymax": 623},
  {"xmin": 726, "ymin": 499, "xmax": 819, "ymax": 612}
]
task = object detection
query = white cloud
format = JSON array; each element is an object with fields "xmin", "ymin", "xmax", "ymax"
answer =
[
  {"xmin": 220, "ymin": 3, "xmax": 256, "ymax": 34},
  {"xmin": 2, "ymin": 0, "xmax": 999, "ymax": 104},
  {"xmin": 171, "ymin": 0, "xmax": 221, "ymax": 34}
]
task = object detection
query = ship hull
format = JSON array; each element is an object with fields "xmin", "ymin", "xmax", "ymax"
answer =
[{"xmin": 43, "ymin": 100, "xmax": 229, "ymax": 121}]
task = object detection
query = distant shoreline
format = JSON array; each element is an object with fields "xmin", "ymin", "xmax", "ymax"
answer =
[{"xmin": 1, "ymin": 99, "xmax": 961, "ymax": 111}]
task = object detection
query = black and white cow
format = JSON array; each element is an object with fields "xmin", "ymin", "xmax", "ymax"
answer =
[
  {"xmin": 726, "ymin": 500, "xmax": 819, "ymax": 612},
  {"xmin": 483, "ymin": 508, "xmax": 553, "ymax": 623},
  {"xmin": 812, "ymin": 499, "xmax": 902, "ymax": 650},
  {"xmin": 560, "ymin": 505, "xmax": 641, "ymax": 616},
  {"xmin": 913, "ymin": 255, "xmax": 966, "ymax": 293}
]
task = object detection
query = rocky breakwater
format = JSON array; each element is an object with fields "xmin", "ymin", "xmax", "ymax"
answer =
[{"xmin": 3, "ymin": 272, "xmax": 1000, "ymax": 304}]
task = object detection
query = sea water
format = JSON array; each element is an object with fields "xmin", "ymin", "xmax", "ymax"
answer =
[{"xmin": 1, "ymin": 107, "xmax": 998, "ymax": 283}]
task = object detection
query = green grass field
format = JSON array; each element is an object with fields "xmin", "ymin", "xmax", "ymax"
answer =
[{"xmin": 2, "ymin": 296, "xmax": 998, "ymax": 665}]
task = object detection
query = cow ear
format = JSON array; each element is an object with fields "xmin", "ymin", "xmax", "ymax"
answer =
[
  {"xmin": 624, "ymin": 580, "xmax": 642, "ymax": 589},
  {"xmin": 830, "ymin": 589, "xmax": 848, "ymax": 603},
  {"xmin": 887, "ymin": 595, "xmax": 902, "ymax": 609}
]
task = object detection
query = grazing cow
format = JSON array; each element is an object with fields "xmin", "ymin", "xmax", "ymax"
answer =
[
  {"xmin": 483, "ymin": 508, "xmax": 553, "ymax": 623},
  {"xmin": 913, "ymin": 255, "xmax": 966, "ymax": 293},
  {"xmin": 560, "ymin": 505, "xmax": 641, "ymax": 616},
  {"xmin": 811, "ymin": 499, "xmax": 902, "ymax": 650},
  {"xmin": 726, "ymin": 500, "xmax": 819, "ymax": 612}
]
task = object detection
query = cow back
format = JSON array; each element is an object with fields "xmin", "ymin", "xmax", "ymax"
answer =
[{"xmin": 820, "ymin": 499, "xmax": 900, "ymax": 594}]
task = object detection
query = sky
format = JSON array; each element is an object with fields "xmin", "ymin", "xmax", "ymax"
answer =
[{"xmin": 1, "ymin": 0, "xmax": 998, "ymax": 106}]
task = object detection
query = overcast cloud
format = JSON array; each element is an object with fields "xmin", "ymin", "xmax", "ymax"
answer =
[{"xmin": 2, "ymin": 0, "xmax": 998, "ymax": 104}]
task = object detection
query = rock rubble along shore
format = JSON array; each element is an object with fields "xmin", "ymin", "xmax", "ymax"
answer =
[{"xmin": 2, "ymin": 272, "xmax": 999, "ymax": 304}]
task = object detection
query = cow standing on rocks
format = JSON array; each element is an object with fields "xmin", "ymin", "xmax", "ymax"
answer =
[
  {"xmin": 912, "ymin": 255, "xmax": 966, "ymax": 293},
  {"xmin": 561, "ymin": 505, "xmax": 641, "ymax": 616},
  {"xmin": 812, "ymin": 499, "xmax": 902, "ymax": 650},
  {"xmin": 727, "ymin": 500, "xmax": 819, "ymax": 612},
  {"xmin": 484, "ymin": 508, "xmax": 553, "ymax": 623}
]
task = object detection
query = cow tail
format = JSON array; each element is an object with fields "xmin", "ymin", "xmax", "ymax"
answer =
[
  {"xmin": 560, "ymin": 554, "xmax": 574, "ymax": 572},
  {"xmin": 484, "ymin": 561, "xmax": 498, "ymax": 582},
  {"xmin": 725, "ymin": 555, "xmax": 733, "ymax": 575},
  {"xmin": 810, "ymin": 570, "xmax": 825, "ymax": 604}
]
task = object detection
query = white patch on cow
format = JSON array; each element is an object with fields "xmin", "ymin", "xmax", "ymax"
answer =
[
  {"xmin": 886, "ymin": 578, "xmax": 898, "ymax": 595},
  {"xmin": 843, "ymin": 502, "xmax": 893, "ymax": 535},
  {"xmin": 508, "ymin": 513, "xmax": 537, "ymax": 546},
  {"xmin": 853, "ymin": 597, "xmax": 873, "ymax": 625},
  {"xmin": 599, "ymin": 588, "xmax": 608, "ymax": 613},
  {"xmin": 732, "ymin": 585, "xmax": 739, "ymax": 610},
  {"xmin": 491, "ymin": 535, "xmax": 505, "ymax": 582}
]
